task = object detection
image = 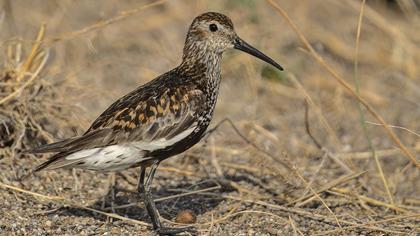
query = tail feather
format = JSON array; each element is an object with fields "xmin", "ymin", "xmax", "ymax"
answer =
[
  {"xmin": 28, "ymin": 137, "xmax": 78, "ymax": 153},
  {"xmin": 34, "ymin": 152, "xmax": 65, "ymax": 171},
  {"xmin": 34, "ymin": 152, "xmax": 79, "ymax": 172}
]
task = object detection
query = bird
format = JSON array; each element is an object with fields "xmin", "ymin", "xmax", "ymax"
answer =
[{"xmin": 30, "ymin": 12, "xmax": 283, "ymax": 235}]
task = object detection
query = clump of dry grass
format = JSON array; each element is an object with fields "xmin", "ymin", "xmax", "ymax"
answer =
[{"xmin": 0, "ymin": 25, "xmax": 77, "ymax": 163}]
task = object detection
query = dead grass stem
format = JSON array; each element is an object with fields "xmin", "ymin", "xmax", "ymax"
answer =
[{"xmin": 353, "ymin": 0, "xmax": 394, "ymax": 206}]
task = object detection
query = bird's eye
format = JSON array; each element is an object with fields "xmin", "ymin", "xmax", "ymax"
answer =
[{"xmin": 209, "ymin": 24, "xmax": 218, "ymax": 32}]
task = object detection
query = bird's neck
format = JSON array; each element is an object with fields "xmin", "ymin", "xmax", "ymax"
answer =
[
  {"xmin": 179, "ymin": 46, "xmax": 222, "ymax": 89},
  {"xmin": 177, "ymin": 44, "xmax": 222, "ymax": 122}
]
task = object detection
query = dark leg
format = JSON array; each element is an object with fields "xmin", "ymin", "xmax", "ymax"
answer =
[
  {"xmin": 138, "ymin": 162, "xmax": 194, "ymax": 235},
  {"xmin": 142, "ymin": 161, "xmax": 162, "ymax": 230},
  {"xmin": 137, "ymin": 163, "xmax": 163, "ymax": 231},
  {"xmin": 137, "ymin": 165, "xmax": 146, "ymax": 194}
]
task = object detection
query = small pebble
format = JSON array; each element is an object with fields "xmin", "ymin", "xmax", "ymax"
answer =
[
  {"xmin": 45, "ymin": 220, "xmax": 52, "ymax": 227},
  {"xmin": 175, "ymin": 209, "xmax": 196, "ymax": 224}
]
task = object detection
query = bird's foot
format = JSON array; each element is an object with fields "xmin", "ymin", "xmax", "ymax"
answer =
[{"xmin": 154, "ymin": 226, "xmax": 196, "ymax": 236}]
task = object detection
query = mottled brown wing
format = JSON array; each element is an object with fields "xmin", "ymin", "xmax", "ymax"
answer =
[
  {"xmin": 29, "ymin": 129, "xmax": 112, "ymax": 153},
  {"xmin": 94, "ymin": 86, "xmax": 205, "ymax": 146},
  {"xmin": 34, "ymin": 85, "xmax": 204, "ymax": 155}
]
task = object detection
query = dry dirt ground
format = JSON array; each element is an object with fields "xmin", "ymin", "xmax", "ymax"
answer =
[{"xmin": 1, "ymin": 0, "xmax": 419, "ymax": 235}]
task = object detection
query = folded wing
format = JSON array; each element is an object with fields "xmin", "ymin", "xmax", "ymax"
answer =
[{"xmin": 33, "ymin": 83, "xmax": 205, "ymax": 171}]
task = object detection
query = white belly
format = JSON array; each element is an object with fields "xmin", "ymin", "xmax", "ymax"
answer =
[{"xmin": 65, "ymin": 144, "xmax": 148, "ymax": 171}]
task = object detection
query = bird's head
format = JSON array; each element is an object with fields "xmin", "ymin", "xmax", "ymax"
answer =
[{"xmin": 183, "ymin": 12, "xmax": 283, "ymax": 71}]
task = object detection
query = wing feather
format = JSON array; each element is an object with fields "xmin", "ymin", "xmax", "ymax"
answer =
[{"xmin": 29, "ymin": 129, "xmax": 112, "ymax": 153}]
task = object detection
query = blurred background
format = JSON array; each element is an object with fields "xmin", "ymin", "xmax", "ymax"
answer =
[{"xmin": 1, "ymin": 0, "xmax": 419, "ymax": 235}]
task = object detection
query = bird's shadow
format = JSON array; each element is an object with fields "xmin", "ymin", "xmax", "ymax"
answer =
[
  {"xmin": 54, "ymin": 176, "xmax": 234, "ymax": 225},
  {"xmin": 52, "ymin": 173, "xmax": 283, "ymax": 226}
]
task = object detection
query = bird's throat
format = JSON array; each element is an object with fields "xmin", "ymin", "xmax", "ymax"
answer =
[{"xmin": 180, "ymin": 48, "xmax": 222, "ymax": 88}]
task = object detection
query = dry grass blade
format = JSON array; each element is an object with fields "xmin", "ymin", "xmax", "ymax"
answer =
[
  {"xmin": 289, "ymin": 215, "xmax": 305, "ymax": 236},
  {"xmin": 155, "ymin": 186, "xmax": 221, "ymax": 203},
  {"xmin": 0, "ymin": 182, "xmax": 64, "ymax": 201},
  {"xmin": 312, "ymin": 213, "xmax": 420, "ymax": 235},
  {"xmin": 353, "ymin": 0, "xmax": 394, "ymax": 206},
  {"xmin": 338, "ymin": 146, "xmax": 420, "ymax": 160},
  {"xmin": 20, "ymin": 23, "xmax": 46, "ymax": 80},
  {"xmin": 104, "ymin": 185, "xmax": 220, "ymax": 211},
  {"xmin": 266, "ymin": 0, "xmax": 419, "ymax": 168},
  {"xmin": 287, "ymin": 171, "xmax": 367, "ymax": 206},
  {"xmin": 366, "ymin": 121, "xmax": 420, "ymax": 138},
  {"xmin": 330, "ymin": 188, "xmax": 411, "ymax": 213},
  {"xmin": 294, "ymin": 172, "xmax": 343, "ymax": 229}
]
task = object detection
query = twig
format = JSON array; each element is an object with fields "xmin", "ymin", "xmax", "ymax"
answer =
[
  {"xmin": 290, "ymin": 73, "xmax": 342, "ymax": 148},
  {"xmin": 304, "ymin": 100, "xmax": 322, "ymax": 149}
]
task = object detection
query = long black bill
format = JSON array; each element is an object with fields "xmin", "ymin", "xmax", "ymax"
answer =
[{"xmin": 234, "ymin": 37, "xmax": 283, "ymax": 71}]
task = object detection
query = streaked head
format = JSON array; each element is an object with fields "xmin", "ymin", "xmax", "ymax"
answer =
[{"xmin": 183, "ymin": 12, "xmax": 283, "ymax": 71}]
